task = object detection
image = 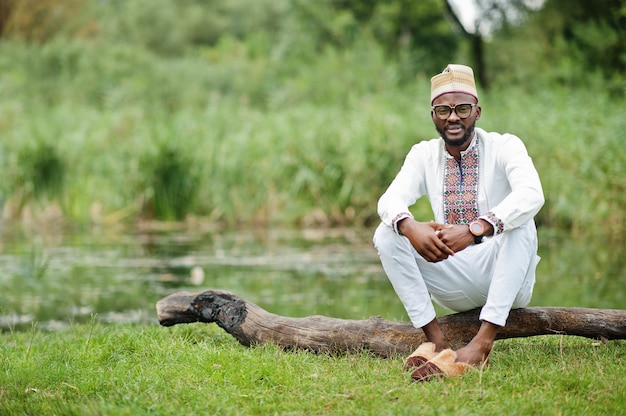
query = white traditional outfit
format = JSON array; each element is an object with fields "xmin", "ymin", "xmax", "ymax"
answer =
[{"xmin": 374, "ymin": 64, "xmax": 544, "ymax": 329}]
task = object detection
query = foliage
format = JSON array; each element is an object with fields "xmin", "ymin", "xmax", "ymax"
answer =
[
  {"xmin": 0, "ymin": 0, "xmax": 624, "ymax": 231},
  {"xmin": 0, "ymin": 323, "xmax": 624, "ymax": 415},
  {"xmin": 0, "ymin": 36, "xmax": 624, "ymax": 230},
  {"xmin": 91, "ymin": 0, "xmax": 289, "ymax": 58},
  {"xmin": 1, "ymin": 134, "xmax": 65, "ymax": 218},
  {"xmin": 291, "ymin": 0, "xmax": 458, "ymax": 78},
  {"xmin": 535, "ymin": 0, "xmax": 626, "ymax": 80},
  {"xmin": 18, "ymin": 143, "xmax": 64, "ymax": 200},
  {"xmin": 0, "ymin": 0, "xmax": 624, "ymax": 86},
  {"xmin": 479, "ymin": 0, "xmax": 626, "ymax": 91},
  {"xmin": 138, "ymin": 142, "xmax": 200, "ymax": 221},
  {"xmin": 0, "ymin": 0, "xmax": 92, "ymax": 42}
]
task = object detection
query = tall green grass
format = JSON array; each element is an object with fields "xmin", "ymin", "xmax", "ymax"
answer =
[{"xmin": 0, "ymin": 37, "xmax": 624, "ymax": 233}]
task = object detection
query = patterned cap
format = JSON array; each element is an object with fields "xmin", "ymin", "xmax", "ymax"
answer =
[{"xmin": 430, "ymin": 64, "xmax": 478, "ymax": 104}]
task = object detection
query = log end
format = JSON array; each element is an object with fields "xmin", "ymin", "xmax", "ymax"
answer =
[{"xmin": 156, "ymin": 291, "xmax": 200, "ymax": 326}]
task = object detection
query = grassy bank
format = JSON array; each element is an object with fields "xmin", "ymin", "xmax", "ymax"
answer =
[
  {"xmin": 0, "ymin": 36, "xmax": 624, "ymax": 233},
  {"xmin": 1, "ymin": 322, "xmax": 624, "ymax": 415}
]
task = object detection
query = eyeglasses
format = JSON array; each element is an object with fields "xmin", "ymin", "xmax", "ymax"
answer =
[{"xmin": 431, "ymin": 103, "xmax": 477, "ymax": 120}]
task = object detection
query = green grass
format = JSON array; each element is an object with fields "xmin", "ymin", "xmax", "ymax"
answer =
[{"xmin": 1, "ymin": 322, "xmax": 624, "ymax": 415}]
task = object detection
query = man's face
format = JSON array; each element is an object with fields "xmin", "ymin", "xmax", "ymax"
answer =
[{"xmin": 431, "ymin": 92, "xmax": 481, "ymax": 149}]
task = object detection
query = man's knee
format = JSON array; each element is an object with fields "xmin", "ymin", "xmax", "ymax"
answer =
[
  {"xmin": 373, "ymin": 222, "xmax": 399, "ymax": 256},
  {"xmin": 504, "ymin": 220, "xmax": 538, "ymax": 244}
]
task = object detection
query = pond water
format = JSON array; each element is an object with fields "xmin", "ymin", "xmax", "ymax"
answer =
[{"xmin": 0, "ymin": 224, "xmax": 624, "ymax": 332}]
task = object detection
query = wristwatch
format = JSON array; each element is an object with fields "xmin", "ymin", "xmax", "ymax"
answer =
[{"xmin": 469, "ymin": 220, "xmax": 485, "ymax": 244}]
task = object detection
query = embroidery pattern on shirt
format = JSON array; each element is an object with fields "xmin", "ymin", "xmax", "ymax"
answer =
[
  {"xmin": 481, "ymin": 211, "xmax": 505, "ymax": 234},
  {"xmin": 392, "ymin": 211, "xmax": 414, "ymax": 235},
  {"xmin": 443, "ymin": 139, "xmax": 480, "ymax": 225}
]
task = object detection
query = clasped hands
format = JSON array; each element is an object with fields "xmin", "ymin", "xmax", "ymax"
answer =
[{"xmin": 398, "ymin": 219, "xmax": 474, "ymax": 263}]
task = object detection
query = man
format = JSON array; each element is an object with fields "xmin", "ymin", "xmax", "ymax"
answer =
[{"xmin": 373, "ymin": 64, "xmax": 544, "ymax": 368}]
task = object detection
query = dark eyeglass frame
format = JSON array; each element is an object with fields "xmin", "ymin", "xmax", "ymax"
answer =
[{"xmin": 431, "ymin": 103, "xmax": 477, "ymax": 120}]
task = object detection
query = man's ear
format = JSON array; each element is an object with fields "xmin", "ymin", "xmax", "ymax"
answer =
[{"xmin": 475, "ymin": 106, "xmax": 482, "ymax": 120}]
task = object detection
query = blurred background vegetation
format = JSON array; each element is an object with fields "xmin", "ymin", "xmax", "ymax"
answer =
[{"xmin": 0, "ymin": 0, "xmax": 624, "ymax": 235}]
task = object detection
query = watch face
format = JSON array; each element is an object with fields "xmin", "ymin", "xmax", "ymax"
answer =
[{"xmin": 470, "ymin": 222, "xmax": 484, "ymax": 235}]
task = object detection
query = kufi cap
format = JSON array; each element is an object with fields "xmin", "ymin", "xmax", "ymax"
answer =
[{"xmin": 430, "ymin": 64, "xmax": 478, "ymax": 104}]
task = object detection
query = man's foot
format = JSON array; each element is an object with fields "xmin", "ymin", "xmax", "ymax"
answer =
[
  {"xmin": 433, "ymin": 340, "xmax": 451, "ymax": 352},
  {"xmin": 454, "ymin": 340, "xmax": 492, "ymax": 366},
  {"xmin": 455, "ymin": 320, "xmax": 498, "ymax": 366}
]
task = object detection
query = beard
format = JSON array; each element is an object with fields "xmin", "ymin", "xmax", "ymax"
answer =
[{"xmin": 436, "ymin": 121, "xmax": 476, "ymax": 148}]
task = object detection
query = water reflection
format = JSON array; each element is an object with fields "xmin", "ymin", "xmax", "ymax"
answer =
[
  {"xmin": 0, "ymin": 225, "xmax": 624, "ymax": 332},
  {"xmin": 534, "ymin": 228, "xmax": 626, "ymax": 309}
]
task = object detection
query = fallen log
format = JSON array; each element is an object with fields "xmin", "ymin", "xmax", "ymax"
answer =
[{"xmin": 156, "ymin": 289, "xmax": 626, "ymax": 358}]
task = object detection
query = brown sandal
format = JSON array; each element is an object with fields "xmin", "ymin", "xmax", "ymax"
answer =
[
  {"xmin": 410, "ymin": 349, "xmax": 472, "ymax": 382},
  {"xmin": 404, "ymin": 342, "xmax": 438, "ymax": 369}
]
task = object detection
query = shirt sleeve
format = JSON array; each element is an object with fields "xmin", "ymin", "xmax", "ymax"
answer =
[
  {"xmin": 377, "ymin": 143, "xmax": 430, "ymax": 232},
  {"xmin": 481, "ymin": 134, "xmax": 544, "ymax": 233}
]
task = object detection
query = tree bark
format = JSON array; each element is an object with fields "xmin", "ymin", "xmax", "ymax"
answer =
[{"xmin": 156, "ymin": 289, "xmax": 626, "ymax": 358}]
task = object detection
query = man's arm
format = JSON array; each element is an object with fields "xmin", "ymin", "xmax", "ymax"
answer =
[{"xmin": 481, "ymin": 134, "xmax": 544, "ymax": 234}]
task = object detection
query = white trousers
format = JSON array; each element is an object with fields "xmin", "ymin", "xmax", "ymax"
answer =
[{"xmin": 373, "ymin": 220, "xmax": 540, "ymax": 328}]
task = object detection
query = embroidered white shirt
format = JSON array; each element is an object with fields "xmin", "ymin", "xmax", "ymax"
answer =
[{"xmin": 378, "ymin": 127, "xmax": 544, "ymax": 233}]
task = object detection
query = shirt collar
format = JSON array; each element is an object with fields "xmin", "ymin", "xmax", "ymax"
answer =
[{"xmin": 444, "ymin": 131, "xmax": 479, "ymax": 159}]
